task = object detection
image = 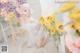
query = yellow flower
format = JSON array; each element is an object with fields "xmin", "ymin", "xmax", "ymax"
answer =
[
  {"xmin": 55, "ymin": 20, "xmax": 64, "ymax": 32},
  {"xmin": 6, "ymin": 12, "xmax": 16, "ymax": 21},
  {"xmin": 39, "ymin": 16, "xmax": 64, "ymax": 33},
  {"xmin": 59, "ymin": 2, "xmax": 75, "ymax": 13},
  {"xmin": 39, "ymin": 16, "xmax": 51, "ymax": 27},
  {"xmin": 73, "ymin": 23, "xmax": 80, "ymax": 30},
  {"xmin": 47, "ymin": 15, "xmax": 55, "ymax": 23},
  {"xmin": 49, "ymin": 26, "xmax": 56, "ymax": 33},
  {"xmin": 44, "ymin": 20, "xmax": 51, "ymax": 28},
  {"xmin": 39, "ymin": 16, "xmax": 46, "ymax": 25},
  {"xmin": 69, "ymin": 8, "xmax": 80, "ymax": 32},
  {"xmin": 69, "ymin": 8, "xmax": 80, "ymax": 23},
  {"xmin": 71, "ymin": 23, "xmax": 80, "ymax": 33},
  {"xmin": 70, "ymin": 24, "xmax": 74, "ymax": 29}
]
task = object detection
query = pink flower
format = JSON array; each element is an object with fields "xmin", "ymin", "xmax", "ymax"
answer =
[{"xmin": 16, "ymin": 4, "xmax": 31, "ymax": 17}]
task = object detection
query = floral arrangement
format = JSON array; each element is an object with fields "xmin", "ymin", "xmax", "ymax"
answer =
[
  {"xmin": 0, "ymin": 0, "xmax": 29, "ymax": 27},
  {"xmin": 0, "ymin": 0, "xmax": 31, "ymax": 46},
  {"xmin": 58, "ymin": 2, "xmax": 80, "ymax": 36},
  {"xmin": 39, "ymin": 2, "xmax": 76, "ymax": 40},
  {"xmin": 58, "ymin": 2, "xmax": 75, "ymax": 13},
  {"xmin": 39, "ymin": 15, "xmax": 64, "ymax": 40},
  {"xmin": 69, "ymin": 8, "xmax": 80, "ymax": 34}
]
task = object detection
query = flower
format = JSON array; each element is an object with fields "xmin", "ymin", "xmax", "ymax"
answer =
[
  {"xmin": 39, "ymin": 16, "xmax": 52, "ymax": 31},
  {"xmin": 59, "ymin": 2, "xmax": 75, "ymax": 13},
  {"xmin": 69, "ymin": 8, "xmax": 80, "ymax": 23},
  {"xmin": 39, "ymin": 16, "xmax": 45, "ymax": 25},
  {"xmin": 69, "ymin": 8, "xmax": 80, "ymax": 36},
  {"xmin": 5, "ymin": 2, "xmax": 16, "ymax": 12},
  {"xmin": 0, "ymin": 3, "xmax": 4, "ymax": 8},
  {"xmin": 49, "ymin": 26, "xmax": 56, "ymax": 32},
  {"xmin": 6, "ymin": 12, "xmax": 16, "ymax": 21},
  {"xmin": 39, "ymin": 15, "xmax": 63, "ymax": 33},
  {"xmin": 55, "ymin": 20, "xmax": 64, "ymax": 32},
  {"xmin": 39, "ymin": 16, "xmax": 50, "ymax": 26},
  {"xmin": 47, "ymin": 15, "xmax": 55, "ymax": 23},
  {"xmin": 71, "ymin": 23, "xmax": 80, "ymax": 31}
]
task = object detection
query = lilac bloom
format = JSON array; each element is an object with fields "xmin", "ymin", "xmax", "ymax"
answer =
[
  {"xmin": 17, "ymin": 0, "xmax": 27, "ymax": 5},
  {"xmin": 0, "ymin": 2, "xmax": 4, "ymax": 8},
  {"xmin": 5, "ymin": 2, "xmax": 16, "ymax": 12}
]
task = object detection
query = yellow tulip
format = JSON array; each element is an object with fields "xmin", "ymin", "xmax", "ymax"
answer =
[{"xmin": 59, "ymin": 2, "xmax": 75, "ymax": 13}]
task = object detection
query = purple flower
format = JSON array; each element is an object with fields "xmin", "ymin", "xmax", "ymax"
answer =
[
  {"xmin": 0, "ymin": 0, "xmax": 29, "ymax": 19},
  {"xmin": 5, "ymin": 2, "xmax": 16, "ymax": 12},
  {"xmin": 0, "ymin": 2, "xmax": 4, "ymax": 8},
  {"xmin": 17, "ymin": 0, "xmax": 27, "ymax": 4}
]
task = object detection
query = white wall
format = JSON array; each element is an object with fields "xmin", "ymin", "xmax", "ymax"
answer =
[
  {"xmin": 27, "ymin": 0, "xmax": 41, "ymax": 19},
  {"xmin": 40, "ymin": 0, "xmax": 61, "ymax": 17},
  {"xmin": 27, "ymin": 0, "xmax": 61, "ymax": 18}
]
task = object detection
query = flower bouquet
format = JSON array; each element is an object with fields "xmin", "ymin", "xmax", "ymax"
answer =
[
  {"xmin": 39, "ymin": 15, "xmax": 64, "ymax": 40},
  {"xmin": 0, "ymin": 0, "xmax": 30, "ymax": 46}
]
